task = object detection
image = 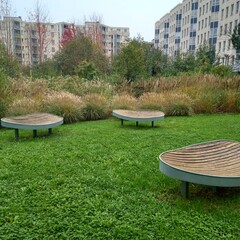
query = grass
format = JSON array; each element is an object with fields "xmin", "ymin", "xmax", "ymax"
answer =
[{"xmin": 0, "ymin": 114, "xmax": 240, "ymax": 239}]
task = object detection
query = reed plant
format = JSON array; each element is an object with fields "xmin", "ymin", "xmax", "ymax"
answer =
[
  {"xmin": 139, "ymin": 92, "xmax": 165, "ymax": 110},
  {"xmin": 111, "ymin": 93, "xmax": 139, "ymax": 110},
  {"xmin": 43, "ymin": 91, "xmax": 84, "ymax": 123},
  {"xmin": 6, "ymin": 97, "xmax": 43, "ymax": 116},
  {"xmin": 81, "ymin": 93, "xmax": 110, "ymax": 120}
]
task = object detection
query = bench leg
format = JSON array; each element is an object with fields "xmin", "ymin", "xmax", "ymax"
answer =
[
  {"xmin": 33, "ymin": 130, "xmax": 37, "ymax": 138},
  {"xmin": 136, "ymin": 121, "xmax": 139, "ymax": 127},
  {"xmin": 152, "ymin": 121, "xmax": 154, "ymax": 127},
  {"xmin": 48, "ymin": 128, "xmax": 52, "ymax": 135},
  {"xmin": 15, "ymin": 129, "xmax": 19, "ymax": 141},
  {"xmin": 181, "ymin": 181, "xmax": 189, "ymax": 198},
  {"xmin": 121, "ymin": 119, "xmax": 124, "ymax": 125}
]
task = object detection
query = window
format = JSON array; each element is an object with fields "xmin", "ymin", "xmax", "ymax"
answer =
[
  {"xmin": 224, "ymin": 23, "xmax": 228, "ymax": 34},
  {"xmin": 226, "ymin": 7, "xmax": 229, "ymax": 18},
  {"xmin": 191, "ymin": 18, "xmax": 197, "ymax": 24},
  {"xmin": 220, "ymin": 26, "xmax": 223, "ymax": 36},
  {"xmin": 206, "ymin": 3, "xmax": 209, "ymax": 12},
  {"xmin": 155, "ymin": 29, "xmax": 160, "ymax": 34},
  {"xmin": 176, "ymin": 27, "xmax": 181, "ymax": 32},
  {"xmin": 209, "ymin": 37, "xmax": 217, "ymax": 45},
  {"xmin": 218, "ymin": 42, "xmax": 221, "ymax": 52},
  {"xmin": 229, "ymin": 22, "xmax": 232, "ymax": 33},
  {"xmin": 175, "ymin": 38, "xmax": 180, "ymax": 44},
  {"xmin": 211, "ymin": 0, "xmax": 220, "ymax": 12},
  {"xmin": 221, "ymin": 9, "xmax": 224, "ymax": 20},
  {"xmin": 164, "ymin": 22, "xmax": 169, "ymax": 28},
  {"xmin": 237, "ymin": 1, "xmax": 240, "ymax": 14},
  {"xmin": 210, "ymin": 21, "xmax": 218, "ymax": 28},
  {"xmin": 231, "ymin": 4, "xmax": 234, "ymax": 16},
  {"xmin": 190, "ymin": 31, "xmax": 196, "ymax": 37},
  {"xmin": 192, "ymin": 2, "xmax": 198, "ymax": 10}
]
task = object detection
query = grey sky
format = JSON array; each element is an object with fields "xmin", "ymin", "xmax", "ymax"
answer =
[{"xmin": 9, "ymin": 0, "xmax": 181, "ymax": 41}]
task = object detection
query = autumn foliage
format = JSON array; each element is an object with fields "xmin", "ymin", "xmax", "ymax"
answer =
[{"xmin": 60, "ymin": 24, "xmax": 76, "ymax": 47}]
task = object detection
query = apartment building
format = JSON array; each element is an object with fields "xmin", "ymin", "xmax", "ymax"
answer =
[
  {"xmin": 155, "ymin": 0, "xmax": 240, "ymax": 65},
  {"xmin": 0, "ymin": 16, "xmax": 129, "ymax": 66}
]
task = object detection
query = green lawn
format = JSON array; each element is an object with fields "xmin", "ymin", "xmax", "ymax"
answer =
[{"xmin": 0, "ymin": 114, "xmax": 240, "ymax": 239}]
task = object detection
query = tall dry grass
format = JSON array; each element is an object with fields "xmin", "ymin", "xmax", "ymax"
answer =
[
  {"xmin": 111, "ymin": 93, "xmax": 139, "ymax": 110},
  {"xmin": 82, "ymin": 94, "xmax": 110, "ymax": 120},
  {"xmin": 43, "ymin": 91, "xmax": 84, "ymax": 123},
  {"xmin": 7, "ymin": 97, "xmax": 43, "ymax": 116}
]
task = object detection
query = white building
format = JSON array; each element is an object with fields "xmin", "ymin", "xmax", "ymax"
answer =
[
  {"xmin": 0, "ymin": 17, "xmax": 130, "ymax": 66},
  {"xmin": 155, "ymin": 0, "xmax": 240, "ymax": 65}
]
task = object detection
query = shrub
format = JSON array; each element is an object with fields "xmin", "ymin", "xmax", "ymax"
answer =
[
  {"xmin": 139, "ymin": 92, "xmax": 165, "ymax": 110},
  {"xmin": 8, "ymin": 78, "xmax": 49, "ymax": 99},
  {"xmin": 43, "ymin": 91, "xmax": 84, "ymax": 124},
  {"xmin": 162, "ymin": 93, "xmax": 193, "ymax": 116},
  {"xmin": 211, "ymin": 65, "xmax": 233, "ymax": 78},
  {"xmin": 193, "ymin": 93, "xmax": 217, "ymax": 114},
  {"xmin": 75, "ymin": 60, "xmax": 98, "ymax": 80},
  {"xmin": 82, "ymin": 94, "xmax": 110, "ymax": 120},
  {"xmin": 0, "ymin": 99, "xmax": 6, "ymax": 119},
  {"xmin": 111, "ymin": 93, "xmax": 139, "ymax": 110},
  {"xmin": 6, "ymin": 97, "xmax": 43, "ymax": 116}
]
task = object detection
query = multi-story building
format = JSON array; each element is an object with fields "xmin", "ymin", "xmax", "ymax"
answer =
[
  {"xmin": 0, "ymin": 16, "xmax": 129, "ymax": 66},
  {"xmin": 155, "ymin": 0, "xmax": 240, "ymax": 66}
]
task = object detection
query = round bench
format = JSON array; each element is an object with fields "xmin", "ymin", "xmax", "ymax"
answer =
[
  {"xmin": 112, "ymin": 109, "xmax": 164, "ymax": 127},
  {"xmin": 159, "ymin": 140, "xmax": 240, "ymax": 197},
  {"xmin": 1, "ymin": 113, "xmax": 63, "ymax": 140}
]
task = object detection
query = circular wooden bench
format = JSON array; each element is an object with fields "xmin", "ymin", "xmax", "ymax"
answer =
[
  {"xmin": 112, "ymin": 109, "xmax": 164, "ymax": 127},
  {"xmin": 159, "ymin": 140, "xmax": 240, "ymax": 197},
  {"xmin": 1, "ymin": 113, "xmax": 63, "ymax": 140}
]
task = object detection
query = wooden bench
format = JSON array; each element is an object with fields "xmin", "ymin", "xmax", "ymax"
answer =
[
  {"xmin": 159, "ymin": 140, "xmax": 240, "ymax": 198},
  {"xmin": 1, "ymin": 113, "xmax": 63, "ymax": 140},
  {"xmin": 112, "ymin": 109, "xmax": 164, "ymax": 127}
]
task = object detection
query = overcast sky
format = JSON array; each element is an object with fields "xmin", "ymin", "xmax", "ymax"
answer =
[{"xmin": 9, "ymin": 0, "xmax": 181, "ymax": 41}]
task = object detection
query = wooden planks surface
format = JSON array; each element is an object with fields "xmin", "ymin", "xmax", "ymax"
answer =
[
  {"xmin": 1, "ymin": 113, "xmax": 63, "ymax": 129},
  {"xmin": 161, "ymin": 140, "xmax": 240, "ymax": 177},
  {"xmin": 112, "ymin": 109, "xmax": 164, "ymax": 121}
]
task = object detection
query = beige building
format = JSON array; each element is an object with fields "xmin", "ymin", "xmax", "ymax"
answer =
[
  {"xmin": 0, "ymin": 17, "xmax": 129, "ymax": 66},
  {"xmin": 155, "ymin": 0, "xmax": 240, "ymax": 66}
]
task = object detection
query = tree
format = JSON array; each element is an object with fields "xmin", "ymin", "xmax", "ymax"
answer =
[
  {"xmin": 83, "ymin": 14, "xmax": 103, "ymax": 50},
  {"xmin": 195, "ymin": 43, "xmax": 216, "ymax": 73},
  {"xmin": 28, "ymin": 0, "xmax": 50, "ymax": 63},
  {"xmin": 0, "ymin": 0, "xmax": 14, "ymax": 55},
  {"xmin": 54, "ymin": 36, "xmax": 109, "ymax": 76},
  {"xmin": 231, "ymin": 23, "xmax": 240, "ymax": 59},
  {"xmin": 112, "ymin": 38, "xmax": 147, "ymax": 82},
  {"xmin": 0, "ymin": 40, "xmax": 20, "ymax": 77},
  {"xmin": 60, "ymin": 23, "xmax": 77, "ymax": 47}
]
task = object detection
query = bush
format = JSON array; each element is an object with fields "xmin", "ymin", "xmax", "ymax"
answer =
[
  {"xmin": 75, "ymin": 60, "xmax": 98, "ymax": 80},
  {"xmin": 43, "ymin": 91, "xmax": 84, "ymax": 124},
  {"xmin": 111, "ymin": 94, "xmax": 139, "ymax": 110},
  {"xmin": 139, "ymin": 92, "xmax": 165, "ymax": 110},
  {"xmin": 0, "ymin": 99, "xmax": 6, "ymax": 119},
  {"xmin": 211, "ymin": 65, "xmax": 233, "ymax": 78},
  {"xmin": 7, "ymin": 97, "xmax": 43, "ymax": 116},
  {"xmin": 163, "ymin": 93, "xmax": 193, "ymax": 116},
  {"xmin": 82, "ymin": 94, "xmax": 110, "ymax": 120}
]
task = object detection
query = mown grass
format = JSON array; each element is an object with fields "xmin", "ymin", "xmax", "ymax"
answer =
[{"xmin": 0, "ymin": 114, "xmax": 240, "ymax": 239}]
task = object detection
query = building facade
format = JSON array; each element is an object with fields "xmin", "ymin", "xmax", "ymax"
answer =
[
  {"xmin": 155, "ymin": 0, "xmax": 240, "ymax": 65},
  {"xmin": 0, "ymin": 16, "xmax": 129, "ymax": 66}
]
